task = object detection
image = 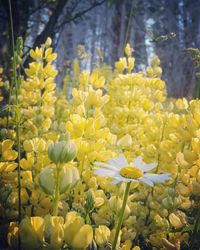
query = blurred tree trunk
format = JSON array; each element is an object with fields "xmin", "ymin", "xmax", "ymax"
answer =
[
  {"xmin": 182, "ymin": 0, "xmax": 200, "ymax": 96},
  {"xmin": 131, "ymin": 0, "xmax": 148, "ymax": 69},
  {"xmin": 0, "ymin": 0, "xmax": 30, "ymax": 73},
  {"xmin": 117, "ymin": 2, "xmax": 126, "ymax": 57}
]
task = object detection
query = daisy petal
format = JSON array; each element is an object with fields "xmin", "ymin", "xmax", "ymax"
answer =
[
  {"xmin": 143, "ymin": 173, "xmax": 170, "ymax": 183},
  {"xmin": 139, "ymin": 177, "xmax": 154, "ymax": 186},
  {"xmin": 108, "ymin": 154, "xmax": 128, "ymax": 169},
  {"xmin": 140, "ymin": 163, "xmax": 157, "ymax": 172},
  {"xmin": 130, "ymin": 156, "xmax": 143, "ymax": 168},
  {"xmin": 94, "ymin": 162, "xmax": 119, "ymax": 171},
  {"xmin": 112, "ymin": 178, "xmax": 121, "ymax": 185},
  {"xmin": 94, "ymin": 168, "xmax": 116, "ymax": 177}
]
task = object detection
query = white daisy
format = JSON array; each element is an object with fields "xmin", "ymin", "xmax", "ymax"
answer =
[{"xmin": 94, "ymin": 154, "xmax": 170, "ymax": 186}]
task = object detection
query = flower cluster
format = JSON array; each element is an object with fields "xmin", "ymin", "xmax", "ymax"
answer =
[{"xmin": 0, "ymin": 40, "xmax": 200, "ymax": 250}]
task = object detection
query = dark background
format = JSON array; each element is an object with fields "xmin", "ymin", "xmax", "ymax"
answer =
[{"xmin": 0, "ymin": 0, "xmax": 200, "ymax": 97}]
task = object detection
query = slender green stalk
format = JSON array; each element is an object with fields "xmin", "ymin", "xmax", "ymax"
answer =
[
  {"xmin": 123, "ymin": 0, "xmax": 134, "ymax": 52},
  {"xmin": 112, "ymin": 182, "xmax": 131, "ymax": 250},
  {"xmin": 155, "ymin": 120, "xmax": 166, "ymax": 174},
  {"xmin": 16, "ymin": 110, "xmax": 21, "ymax": 219},
  {"xmin": 8, "ymin": 1, "xmax": 22, "ymax": 249},
  {"xmin": 53, "ymin": 165, "xmax": 61, "ymax": 216},
  {"xmin": 7, "ymin": 0, "xmax": 16, "ymax": 127}
]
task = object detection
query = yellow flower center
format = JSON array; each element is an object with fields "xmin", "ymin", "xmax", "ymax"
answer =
[{"xmin": 119, "ymin": 166, "xmax": 143, "ymax": 179}]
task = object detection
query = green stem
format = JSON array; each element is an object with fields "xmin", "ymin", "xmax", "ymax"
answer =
[
  {"xmin": 8, "ymin": 1, "xmax": 22, "ymax": 249},
  {"xmin": 7, "ymin": 0, "xmax": 17, "ymax": 126},
  {"xmin": 123, "ymin": 0, "xmax": 134, "ymax": 53},
  {"xmin": 16, "ymin": 113, "xmax": 21, "ymax": 219},
  {"xmin": 53, "ymin": 165, "xmax": 61, "ymax": 216},
  {"xmin": 112, "ymin": 182, "xmax": 131, "ymax": 250},
  {"xmin": 155, "ymin": 120, "xmax": 166, "ymax": 174}
]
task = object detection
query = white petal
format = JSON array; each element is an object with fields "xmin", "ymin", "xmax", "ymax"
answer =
[
  {"xmin": 94, "ymin": 162, "xmax": 119, "ymax": 171},
  {"xmin": 94, "ymin": 168, "xmax": 117, "ymax": 177},
  {"xmin": 139, "ymin": 177, "xmax": 154, "ymax": 186},
  {"xmin": 130, "ymin": 156, "xmax": 143, "ymax": 168},
  {"xmin": 108, "ymin": 154, "xmax": 128, "ymax": 169},
  {"xmin": 140, "ymin": 163, "xmax": 157, "ymax": 172},
  {"xmin": 108, "ymin": 158, "xmax": 122, "ymax": 168},
  {"xmin": 143, "ymin": 173, "xmax": 170, "ymax": 183},
  {"xmin": 112, "ymin": 178, "xmax": 121, "ymax": 184}
]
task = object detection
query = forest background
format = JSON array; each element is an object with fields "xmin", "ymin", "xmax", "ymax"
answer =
[{"xmin": 0, "ymin": 0, "xmax": 200, "ymax": 98}]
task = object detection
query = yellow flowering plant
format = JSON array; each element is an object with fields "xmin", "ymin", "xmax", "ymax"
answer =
[{"xmin": 1, "ymin": 31, "xmax": 200, "ymax": 250}]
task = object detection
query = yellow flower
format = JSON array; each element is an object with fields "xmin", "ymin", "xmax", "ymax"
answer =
[
  {"xmin": 95, "ymin": 225, "xmax": 111, "ymax": 247},
  {"xmin": 0, "ymin": 162, "xmax": 17, "ymax": 172},
  {"xmin": 45, "ymin": 48, "xmax": 57, "ymax": 62},
  {"xmin": 44, "ymin": 64, "xmax": 58, "ymax": 78},
  {"xmin": 125, "ymin": 43, "xmax": 132, "ymax": 57},
  {"xmin": 20, "ymin": 153, "xmax": 35, "ymax": 170},
  {"xmin": 64, "ymin": 211, "xmax": 85, "ymax": 245},
  {"xmin": 19, "ymin": 217, "xmax": 44, "ymax": 249},
  {"xmin": 90, "ymin": 70, "xmax": 105, "ymax": 88},
  {"xmin": 30, "ymin": 47, "xmax": 43, "ymax": 60},
  {"xmin": 169, "ymin": 212, "xmax": 186, "ymax": 229},
  {"xmin": 115, "ymin": 58, "xmax": 127, "ymax": 73},
  {"xmin": 44, "ymin": 215, "xmax": 64, "ymax": 250},
  {"xmin": 45, "ymin": 37, "xmax": 52, "ymax": 47},
  {"xmin": 1, "ymin": 140, "xmax": 18, "ymax": 161},
  {"xmin": 71, "ymin": 224, "xmax": 93, "ymax": 249},
  {"xmin": 121, "ymin": 239, "xmax": 132, "ymax": 250},
  {"xmin": 79, "ymin": 70, "xmax": 90, "ymax": 85},
  {"xmin": 7, "ymin": 222, "xmax": 19, "ymax": 248},
  {"xmin": 117, "ymin": 134, "xmax": 132, "ymax": 147},
  {"xmin": 23, "ymin": 138, "xmax": 46, "ymax": 153},
  {"xmin": 109, "ymin": 196, "xmax": 130, "ymax": 219},
  {"xmin": 175, "ymin": 98, "xmax": 188, "ymax": 110}
]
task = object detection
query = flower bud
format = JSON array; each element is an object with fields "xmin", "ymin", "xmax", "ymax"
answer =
[
  {"xmin": 151, "ymin": 56, "xmax": 160, "ymax": 67},
  {"xmin": 59, "ymin": 132, "xmax": 70, "ymax": 142},
  {"xmin": 39, "ymin": 165, "xmax": 80, "ymax": 196},
  {"xmin": 125, "ymin": 43, "xmax": 132, "ymax": 57},
  {"xmin": 48, "ymin": 140, "xmax": 77, "ymax": 164},
  {"xmin": 59, "ymin": 166, "xmax": 80, "ymax": 194},
  {"xmin": 39, "ymin": 166, "xmax": 56, "ymax": 195},
  {"xmin": 162, "ymin": 196, "xmax": 180, "ymax": 209},
  {"xmin": 0, "ymin": 128, "xmax": 9, "ymax": 139},
  {"xmin": 45, "ymin": 37, "xmax": 52, "ymax": 47}
]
